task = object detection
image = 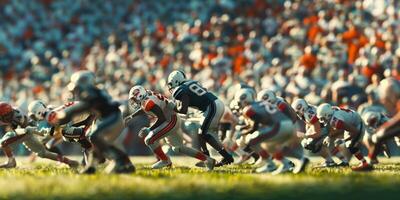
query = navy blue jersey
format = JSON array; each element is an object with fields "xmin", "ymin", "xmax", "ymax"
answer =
[
  {"xmin": 78, "ymin": 87, "xmax": 120, "ymax": 117},
  {"xmin": 172, "ymin": 81, "xmax": 217, "ymax": 112}
]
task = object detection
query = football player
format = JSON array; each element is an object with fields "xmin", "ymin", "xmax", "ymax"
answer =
[
  {"xmin": 240, "ymin": 98, "xmax": 309, "ymax": 174},
  {"xmin": 48, "ymin": 70, "xmax": 134, "ymax": 174},
  {"xmin": 317, "ymin": 103, "xmax": 370, "ymax": 171},
  {"xmin": 27, "ymin": 100, "xmax": 95, "ymax": 165},
  {"xmin": 0, "ymin": 102, "xmax": 79, "ymax": 169},
  {"xmin": 257, "ymin": 90, "xmax": 298, "ymax": 123},
  {"xmin": 291, "ymin": 98, "xmax": 337, "ymax": 167},
  {"xmin": 364, "ymin": 78, "xmax": 400, "ymax": 169},
  {"xmin": 167, "ymin": 70, "xmax": 233, "ymax": 167},
  {"xmin": 125, "ymin": 86, "xmax": 216, "ymax": 170}
]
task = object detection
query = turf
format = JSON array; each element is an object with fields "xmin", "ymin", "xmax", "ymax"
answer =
[{"xmin": 0, "ymin": 157, "xmax": 399, "ymax": 200}]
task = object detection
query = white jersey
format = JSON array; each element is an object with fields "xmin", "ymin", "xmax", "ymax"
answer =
[
  {"xmin": 140, "ymin": 91, "xmax": 175, "ymax": 121},
  {"xmin": 329, "ymin": 107, "xmax": 362, "ymax": 130}
]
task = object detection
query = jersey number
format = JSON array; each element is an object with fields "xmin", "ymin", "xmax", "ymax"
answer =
[
  {"xmin": 260, "ymin": 101, "xmax": 277, "ymax": 114},
  {"xmin": 189, "ymin": 84, "xmax": 207, "ymax": 96}
]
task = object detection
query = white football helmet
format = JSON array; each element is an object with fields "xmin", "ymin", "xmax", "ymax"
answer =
[
  {"xmin": 129, "ymin": 86, "xmax": 148, "ymax": 105},
  {"xmin": 257, "ymin": 89, "xmax": 277, "ymax": 104},
  {"xmin": 362, "ymin": 112, "xmax": 380, "ymax": 128},
  {"xmin": 28, "ymin": 100, "xmax": 48, "ymax": 121},
  {"xmin": 234, "ymin": 88, "xmax": 255, "ymax": 108},
  {"xmin": 291, "ymin": 98, "xmax": 308, "ymax": 115},
  {"xmin": 317, "ymin": 103, "xmax": 333, "ymax": 125},
  {"xmin": 67, "ymin": 70, "xmax": 96, "ymax": 92},
  {"xmin": 167, "ymin": 70, "xmax": 186, "ymax": 92}
]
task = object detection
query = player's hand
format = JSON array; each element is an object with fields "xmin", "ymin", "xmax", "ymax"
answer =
[{"xmin": 138, "ymin": 127, "xmax": 150, "ymax": 138}]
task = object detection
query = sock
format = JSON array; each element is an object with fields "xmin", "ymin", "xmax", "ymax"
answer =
[
  {"xmin": 154, "ymin": 146, "xmax": 169, "ymax": 161},
  {"xmin": 274, "ymin": 151, "xmax": 283, "ymax": 161},
  {"xmin": 198, "ymin": 136, "xmax": 210, "ymax": 156},
  {"xmin": 354, "ymin": 151, "xmax": 366, "ymax": 163},
  {"xmin": 218, "ymin": 149, "xmax": 232, "ymax": 159},
  {"xmin": 251, "ymin": 152, "xmax": 260, "ymax": 160},
  {"xmin": 258, "ymin": 150, "xmax": 270, "ymax": 160},
  {"xmin": 195, "ymin": 152, "xmax": 207, "ymax": 161}
]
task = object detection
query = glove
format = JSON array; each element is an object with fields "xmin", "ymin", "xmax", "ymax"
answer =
[
  {"xmin": 323, "ymin": 136, "xmax": 332, "ymax": 146},
  {"xmin": 138, "ymin": 127, "xmax": 150, "ymax": 138}
]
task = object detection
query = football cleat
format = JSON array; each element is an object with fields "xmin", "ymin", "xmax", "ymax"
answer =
[
  {"xmin": 0, "ymin": 159, "xmax": 16, "ymax": 169},
  {"xmin": 67, "ymin": 160, "xmax": 80, "ymax": 169},
  {"xmin": 293, "ymin": 157, "xmax": 310, "ymax": 174},
  {"xmin": 235, "ymin": 153, "xmax": 251, "ymax": 165},
  {"xmin": 151, "ymin": 159, "xmax": 172, "ymax": 169},
  {"xmin": 256, "ymin": 160, "xmax": 277, "ymax": 173},
  {"xmin": 105, "ymin": 160, "xmax": 136, "ymax": 174},
  {"xmin": 351, "ymin": 162, "xmax": 373, "ymax": 172},
  {"xmin": 80, "ymin": 166, "xmax": 96, "ymax": 174},
  {"xmin": 316, "ymin": 160, "xmax": 337, "ymax": 168},
  {"xmin": 336, "ymin": 162, "xmax": 349, "ymax": 167},
  {"xmin": 195, "ymin": 161, "xmax": 206, "ymax": 168},
  {"xmin": 271, "ymin": 163, "xmax": 292, "ymax": 175},
  {"xmin": 215, "ymin": 156, "xmax": 234, "ymax": 167},
  {"xmin": 253, "ymin": 157, "xmax": 266, "ymax": 168},
  {"xmin": 205, "ymin": 158, "xmax": 216, "ymax": 171}
]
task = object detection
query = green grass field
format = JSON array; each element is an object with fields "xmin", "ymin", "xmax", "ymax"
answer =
[{"xmin": 0, "ymin": 156, "xmax": 400, "ymax": 200}]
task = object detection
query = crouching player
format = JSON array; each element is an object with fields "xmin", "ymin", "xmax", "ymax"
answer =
[
  {"xmin": 291, "ymin": 99, "xmax": 349, "ymax": 167},
  {"xmin": 48, "ymin": 70, "xmax": 134, "ymax": 174},
  {"xmin": 365, "ymin": 78, "xmax": 400, "ymax": 169},
  {"xmin": 167, "ymin": 70, "xmax": 233, "ymax": 167},
  {"xmin": 126, "ymin": 86, "xmax": 215, "ymax": 170},
  {"xmin": 28, "ymin": 100, "xmax": 95, "ymax": 165},
  {"xmin": 0, "ymin": 102, "xmax": 79, "ymax": 168},
  {"xmin": 317, "ymin": 103, "xmax": 370, "ymax": 171},
  {"xmin": 238, "ymin": 91, "xmax": 309, "ymax": 174}
]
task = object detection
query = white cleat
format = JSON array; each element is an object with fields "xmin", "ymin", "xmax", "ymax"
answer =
[
  {"xmin": 253, "ymin": 157, "xmax": 266, "ymax": 168},
  {"xmin": 292, "ymin": 157, "xmax": 310, "ymax": 174},
  {"xmin": 256, "ymin": 161, "xmax": 277, "ymax": 173},
  {"xmin": 271, "ymin": 163, "xmax": 292, "ymax": 175},
  {"xmin": 151, "ymin": 159, "xmax": 172, "ymax": 169},
  {"xmin": 205, "ymin": 158, "xmax": 216, "ymax": 171},
  {"xmin": 235, "ymin": 153, "xmax": 251, "ymax": 165}
]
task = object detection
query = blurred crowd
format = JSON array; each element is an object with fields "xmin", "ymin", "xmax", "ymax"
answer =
[{"xmin": 1, "ymin": 0, "xmax": 400, "ymax": 116}]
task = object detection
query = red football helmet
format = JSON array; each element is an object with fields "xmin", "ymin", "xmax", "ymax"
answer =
[{"xmin": 0, "ymin": 102, "xmax": 13, "ymax": 121}]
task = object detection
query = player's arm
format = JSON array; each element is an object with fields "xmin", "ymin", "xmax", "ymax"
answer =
[
  {"xmin": 174, "ymin": 93, "xmax": 189, "ymax": 114},
  {"xmin": 50, "ymin": 102, "xmax": 91, "ymax": 126},
  {"xmin": 307, "ymin": 116, "xmax": 322, "ymax": 138},
  {"xmin": 332, "ymin": 119, "xmax": 359, "ymax": 138},
  {"xmin": 147, "ymin": 104, "xmax": 166, "ymax": 131},
  {"xmin": 124, "ymin": 109, "xmax": 146, "ymax": 126}
]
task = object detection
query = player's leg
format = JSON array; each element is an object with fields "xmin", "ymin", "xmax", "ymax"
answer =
[
  {"xmin": 87, "ymin": 112, "xmax": 134, "ymax": 174},
  {"xmin": 22, "ymin": 134, "xmax": 79, "ymax": 168},
  {"xmin": 345, "ymin": 125, "xmax": 371, "ymax": 171},
  {"xmin": 143, "ymin": 115, "xmax": 180, "ymax": 169},
  {"xmin": 369, "ymin": 123, "xmax": 400, "ymax": 163},
  {"xmin": 166, "ymin": 130, "xmax": 216, "ymax": 171},
  {"xmin": 199, "ymin": 100, "xmax": 233, "ymax": 166},
  {"xmin": 0, "ymin": 131, "xmax": 28, "ymax": 168}
]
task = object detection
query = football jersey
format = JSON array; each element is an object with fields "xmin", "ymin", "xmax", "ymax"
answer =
[
  {"xmin": 243, "ymin": 101, "xmax": 289, "ymax": 126},
  {"xmin": 140, "ymin": 91, "xmax": 175, "ymax": 121},
  {"xmin": 172, "ymin": 80, "xmax": 217, "ymax": 112},
  {"xmin": 329, "ymin": 107, "xmax": 362, "ymax": 130},
  {"xmin": 46, "ymin": 101, "xmax": 93, "ymax": 127},
  {"xmin": 275, "ymin": 97, "xmax": 297, "ymax": 122},
  {"xmin": 76, "ymin": 87, "xmax": 120, "ymax": 117}
]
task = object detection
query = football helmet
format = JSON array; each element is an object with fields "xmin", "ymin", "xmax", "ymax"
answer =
[
  {"xmin": 167, "ymin": 70, "xmax": 186, "ymax": 92},
  {"xmin": 257, "ymin": 89, "xmax": 277, "ymax": 104},
  {"xmin": 234, "ymin": 88, "xmax": 255, "ymax": 108},
  {"xmin": 129, "ymin": 86, "xmax": 148, "ymax": 105},
  {"xmin": 28, "ymin": 100, "xmax": 48, "ymax": 121},
  {"xmin": 67, "ymin": 70, "xmax": 96, "ymax": 92},
  {"xmin": 0, "ymin": 102, "xmax": 13, "ymax": 121},
  {"xmin": 317, "ymin": 103, "xmax": 333, "ymax": 125},
  {"xmin": 291, "ymin": 98, "xmax": 308, "ymax": 116},
  {"xmin": 362, "ymin": 112, "xmax": 380, "ymax": 128}
]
